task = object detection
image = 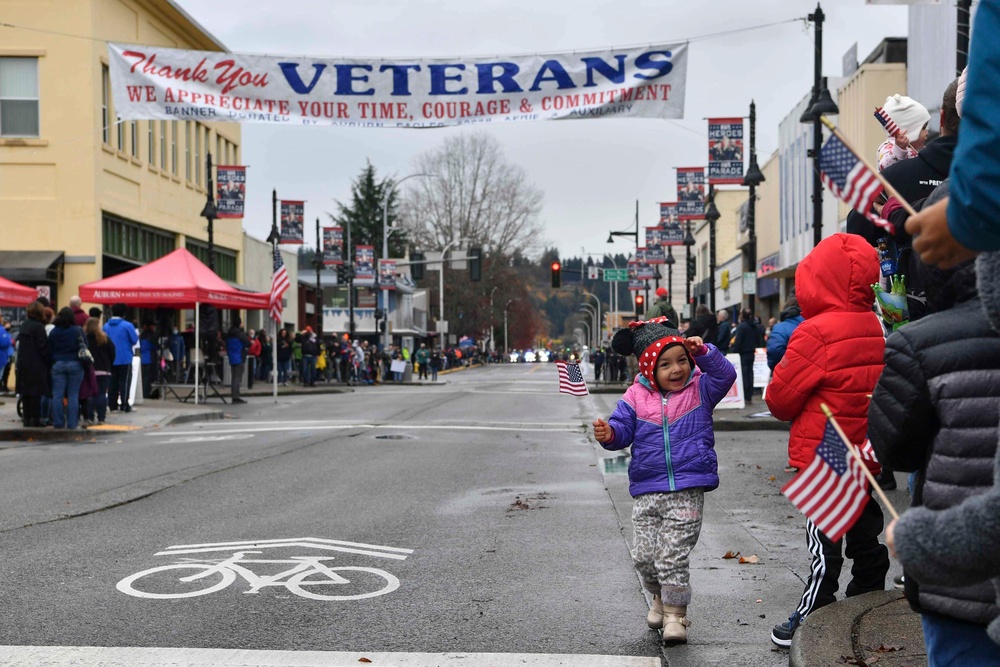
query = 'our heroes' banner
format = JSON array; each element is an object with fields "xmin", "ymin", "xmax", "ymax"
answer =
[
  {"xmin": 107, "ymin": 42, "xmax": 688, "ymax": 128},
  {"xmin": 280, "ymin": 200, "xmax": 304, "ymax": 244},
  {"xmin": 708, "ymin": 117, "xmax": 744, "ymax": 184},
  {"xmin": 323, "ymin": 227, "xmax": 343, "ymax": 265},
  {"xmin": 215, "ymin": 165, "xmax": 245, "ymax": 218}
]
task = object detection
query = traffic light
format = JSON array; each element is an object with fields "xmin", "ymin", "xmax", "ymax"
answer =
[
  {"xmin": 411, "ymin": 252, "xmax": 424, "ymax": 281},
  {"xmin": 635, "ymin": 293, "xmax": 645, "ymax": 312},
  {"xmin": 468, "ymin": 247, "xmax": 482, "ymax": 282},
  {"xmin": 686, "ymin": 255, "xmax": 697, "ymax": 282},
  {"xmin": 550, "ymin": 261, "xmax": 561, "ymax": 288},
  {"xmin": 336, "ymin": 264, "xmax": 346, "ymax": 283}
]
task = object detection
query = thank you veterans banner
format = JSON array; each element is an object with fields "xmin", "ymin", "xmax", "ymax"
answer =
[
  {"xmin": 107, "ymin": 41, "xmax": 688, "ymax": 128},
  {"xmin": 677, "ymin": 168, "xmax": 705, "ymax": 221},
  {"xmin": 658, "ymin": 202, "xmax": 684, "ymax": 245},
  {"xmin": 280, "ymin": 200, "xmax": 304, "ymax": 244},
  {"xmin": 355, "ymin": 246, "xmax": 375, "ymax": 282},
  {"xmin": 215, "ymin": 165, "xmax": 245, "ymax": 218},
  {"xmin": 323, "ymin": 227, "xmax": 343, "ymax": 265},
  {"xmin": 379, "ymin": 259, "xmax": 397, "ymax": 290},
  {"xmin": 708, "ymin": 117, "xmax": 744, "ymax": 184}
]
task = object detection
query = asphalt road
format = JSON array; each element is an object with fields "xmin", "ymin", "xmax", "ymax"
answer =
[{"xmin": 0, "ymin": 363, "xmax": 906, "ymax": 666}]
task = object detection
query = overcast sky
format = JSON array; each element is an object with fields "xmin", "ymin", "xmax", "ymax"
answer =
[{"xmin": 173, "ymin": 0, "xmax": 909, "ymax": 260}]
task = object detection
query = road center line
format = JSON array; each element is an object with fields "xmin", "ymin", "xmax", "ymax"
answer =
[{"xmin": 0, "ymin": 647, "xmax": 659, "ymax": 666}]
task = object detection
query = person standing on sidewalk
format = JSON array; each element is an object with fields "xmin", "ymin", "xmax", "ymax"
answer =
[
  {"xmin": 246, "ymin": 329, "xmax": 260, "ymax": 390},
  {"xmin": 15, "ymin": 302, "xmax": 50, "ymax": 427},
  {"xmin": 765, "ymin": 233, "xmax": 889, "ymax": 647},
  {"xmin": 47, "ymin": 307, "xmax": 85, "ymax": 430},
  {"xmin": 225, "ymin": 316, "xmax": 250, "ymax": 404},
  {"xmin": 643, "ymin": 287, "xmax": 678, "ymax": 326},
  {"xmin": 731, "ymin": 308, "xmax": 761, "ymax": 404},
  {"xmin": 103, "ymin": 303, "xmax": 137, "ymax": 414},
  {"xmin": 592, "ymin": 319, "xmax": 736, "ymax": 645}
]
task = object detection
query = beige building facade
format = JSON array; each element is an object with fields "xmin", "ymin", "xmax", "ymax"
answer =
[{"xmin": 0, "ymin": 0, "xmax": 243, "ymax": 314}]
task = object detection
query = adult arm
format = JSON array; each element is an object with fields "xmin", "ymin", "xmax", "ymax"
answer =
[
  {"xmin": 764, "ymin": 321, "xmax": 826, "ymax": 422},
  {"xmin": 765, "ymin": 324, "xmax": 790, "ymax": 371}
]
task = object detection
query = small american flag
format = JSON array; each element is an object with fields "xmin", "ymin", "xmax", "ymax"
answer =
[
  {"xmin": 874, "ymin": 107, "xmax": 898, "ymax": 137},
  {"xmin": 555, "ymin": 360, "xmax": 589, "ymax": 396},
  {"xmin": 819, "ymin": 133, "xmax": 896, "ymax": 235},
  {"xmin": 781, "ymin": 419, "xmax": 880, "ymax": 542},
  {"xmin": 269, "ymin": 244, "xmax": 290, "ymax": 323}
]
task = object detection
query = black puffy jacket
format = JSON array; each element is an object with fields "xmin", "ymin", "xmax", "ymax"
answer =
[{"xmin": 869, "ymin": 291, "xmax": 1000, "ymax": 626}]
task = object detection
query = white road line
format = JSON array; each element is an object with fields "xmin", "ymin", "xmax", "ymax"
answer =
[
  {"xmin": 0, "ymin": 647, "xmax": 660, "ymax": 667},
  {"xmin": 147, "ymin": 423, "xmax": 584, "ymax": 437},
  {"xmin": 156, "ymin": 537, "xmax": 413, "ymax": 559}
]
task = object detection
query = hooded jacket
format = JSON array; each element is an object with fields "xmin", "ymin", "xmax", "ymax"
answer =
[
  {"xmin": 602, "ymin": 344, "xmax": 736, "ymax": 497},
  {"xmin": 765, "ymin": 305, "xmax": 804, "ymax": 371},
  {"xmin": 765, "ymin": 234, "xmax": 884, "ymax": 472},
  {"xmin": 103, "ymin": 317, "xmax": 138, "ymax": 366}
]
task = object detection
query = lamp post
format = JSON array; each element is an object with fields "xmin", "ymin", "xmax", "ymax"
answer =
[
  {"xmin": 267, "ymin": 190, "xmax": 282, "ymax": 401},
  {"xmin": 665, "ymin": 247, "xmax": 676, "ymax": 315},
  {"xmin": 314, "ymin": 217, "xmax": 323, "ymax": 337},
  {"xmin": 200, "ymin": 151, "xmax": 218, "ymax": 273},
  {"xmin": 683, "ymin": 221, "xmax": 695, "ymax": 318},
  {"xmin": 603, "ymin": 253, "xmax": 622, "ymax": 334},
  {"xmin": 705, "ymin": 188, "xmax": 721, "ymax": 312},
  {"xmin": 438, "ymin": 237, "xmax": 466, "ymax": 348},
  {"xmin": 581, "ymin": 290, "xmax": 601, "ymax": 345},
  {"xmin": 504, "ymin": 298, "xmax": 516, "ymax": 357},
  {"xmin": 488, "ymin": 285, "xmax": 499, "ymax": 353},
  {"xmin": 381, "ymin": 172, "xmax": 432, "ymax": 352},
  {"xmin": 800, "ymin": 4, "xmax": 838, "ymax": 248},
  {"xmin": 577, "ymin": 320, "xmax": 591, "ymax": 350},
  {"xmin": 579, "ymin": 303, "xmax": 597, "ymax": 350},
  {"xmin": 743, "ymin": 101, "xmax": 766, "ymax": 315}
]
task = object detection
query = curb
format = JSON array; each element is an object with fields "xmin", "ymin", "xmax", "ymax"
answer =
[{"xmin": 790, "ymin": 590, "xmax": 908, "ymax": 667}]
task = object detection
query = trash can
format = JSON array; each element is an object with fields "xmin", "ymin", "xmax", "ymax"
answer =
[{"xmin": 403, "ymin": 361, "xmax": 414, "ymax": 382}]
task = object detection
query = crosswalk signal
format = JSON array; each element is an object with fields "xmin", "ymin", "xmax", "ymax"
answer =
[
  {"xmin": 550, "ymin": 261, "xmax": 561, "ymax": 288},
  {"xmin": 635, "ymin": 294, "xmax": 644, "ymax": 311}
]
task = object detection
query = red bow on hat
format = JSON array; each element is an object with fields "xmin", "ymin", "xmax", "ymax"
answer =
[{"xmin": 628, "ymin": 316, "xmax": 671, "ymax": 329}]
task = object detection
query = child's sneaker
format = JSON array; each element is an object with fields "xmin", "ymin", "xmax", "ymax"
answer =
[
  {"xmin": 661, "ymin": 605, "xmax": 690, "ymax": 644},
  {"xmin": 770, "ymin": 612, "xmax": 802, "ymax": 647},
  {"xmin": 646, "ymin": 594, "xmax": 663, "ymax": 629}
]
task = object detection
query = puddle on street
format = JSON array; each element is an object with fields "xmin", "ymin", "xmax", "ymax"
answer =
[{"xmin": 602, "ymin": 454, "xmax": 630, "ymax": 475}]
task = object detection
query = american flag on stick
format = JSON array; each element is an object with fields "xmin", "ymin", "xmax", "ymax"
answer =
[
  {"xmin": 555, "ymin": 360, "xmax": 589, "ymax": 396},
  {"xmin": 873, "ymin": 107, "xmax": 898, "ymax": 137},
  {"xmin": 269, "ymin": 244, "xmax": 290, "ymax": 323},
  {"xmin": 781, "ymin": 406, "xmax": 896, "ymax": 541},
  {"xmin": 817, "ymin": 116, "xmax": 918, "ymax": 238}
]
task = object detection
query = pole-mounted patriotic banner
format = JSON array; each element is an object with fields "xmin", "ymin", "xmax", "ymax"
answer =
[
  {"xmin": 643, "ymin": 230, "xmax": 666, "ymax": 264},
  {"xmin": 635, "ymin": 251, "xmax": 656, "ymax": 280},
  {"xmin": 379, "ymin": 259, "xmax": 397, "ymax": 290},
  {"xmin": 215, "ymin": 165, "xmax": 246, "ymax": 218},
  {"xmin": 676, "ymin": 168, "xmax": 706, "ymax": 221},
  {"xmin": 279, "ymin": 200, "xmax": 304, "ymax": 244},
  {"xmin": 627, "ymin": 261, "xmax": 643, "ymax": 291},
  {"xmin": 322, "ymin": 227, "xmax": 343, "ymax": 265},
  {"xmin": 106, "ymin": 42, "xmax": 688, "ymax": 129},
  {"xmin": 659, "ymin": 203, "xmax": 684, "ymax": 245},
  {"xmin": 555, "ymin": 360, "xmax": 589, "ymax": 396},
  {"xmin": 708, "ymin": 117, "xmax": 744, "ymax": 184},
  {"xmin": 355, "ymin": 245, "xmax": 375, "ymax": 282}
]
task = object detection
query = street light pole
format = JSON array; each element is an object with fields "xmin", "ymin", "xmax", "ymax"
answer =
[
  {"xmin": 381, "ymin": 172, "xmax": 431, "ymax": 352},
  {"xmin": 438, "ymin": 237, "xmax": 465, "ymax": 348},
  {"xmin": 488, "ymin": 285, "xmax": 499, "ymax": 353},
  {"xmin": 200, "ymin": 151, "xmax": 218, "ymax": 273},
  {"xmin": 504, "ymin": 298, "xmax": 515, "ymax": 357},
  {"xmin": 743, "ymin": 100, "xmax": 766, "ymax": 315},
  {"xmin": 315, "ymin": 217, "xmax": 323, "ymax": 337},
  {"xmin": 705, "ymin": 188, "xmax": 721, "ymax": 313},
  {"xmin": 579, "ymin": 303, "xmax": 597, "ymax": 350}
]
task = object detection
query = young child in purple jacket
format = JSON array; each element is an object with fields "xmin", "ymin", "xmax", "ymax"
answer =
[{"xmin": 593, "ymin": 317, "xmax": 736, "ymax": 645}]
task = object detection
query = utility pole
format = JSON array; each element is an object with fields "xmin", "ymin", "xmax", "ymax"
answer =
[{"xmin": 315, "ymin": 217, "xmax": 322, "ymax": 337}]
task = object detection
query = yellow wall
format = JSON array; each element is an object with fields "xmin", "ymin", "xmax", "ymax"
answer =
[
  {"xmin": 713, "ymin": 189, "xmax": 745, "ymax": 267},
  {"xmin": 755, "ymin": 151, "xmax": 780, "ymax": 261},
  {"xmin": 0, "ymin": 0, "xmax": 242, "ymax": 305}
]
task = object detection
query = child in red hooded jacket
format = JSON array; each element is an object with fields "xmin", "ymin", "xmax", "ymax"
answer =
[{"xmin": 764, "ymin": 233, "xmax": 890, "ymax": 647}]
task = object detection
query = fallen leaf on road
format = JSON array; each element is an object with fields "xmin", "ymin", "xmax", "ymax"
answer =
[
  {"xmin": 756, "ymin": 599, "xmax": 763, "ymax": 603},
  {"xmin": 738, "ymin": 555, "xmax": 760, "ymax": 564},
  {"xmin": 359, "ymin": 659, "xmax": 372, "ymax": 664},
  {"xmin": 768, "ymin": 475, "xmax": 776, "ymax": 481},
  {"xmin": 871, "ymin": 645, "xmax": 902, "ymax": 653},
  {"xmin": 722, "ymin": 550, "xmax": 740, "ymax": 559}
]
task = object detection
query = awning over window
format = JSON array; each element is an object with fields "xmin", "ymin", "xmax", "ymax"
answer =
[{"xmin": 0, "ymin": 251, "xmax": 64, "ymax": 283}]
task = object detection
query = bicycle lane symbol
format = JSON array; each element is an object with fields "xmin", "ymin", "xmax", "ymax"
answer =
[{"xmin": 116, "ymin": 537, "xmax": 413, "ymax": 601}]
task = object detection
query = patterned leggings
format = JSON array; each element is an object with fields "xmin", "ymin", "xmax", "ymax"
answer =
[{"xmin": 631, "ymin": 488, "xmax": 705, "ymax": 606}]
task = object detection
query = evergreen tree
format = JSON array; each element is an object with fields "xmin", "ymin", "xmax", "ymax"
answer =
[{"xmin": 328, "ymin": 162, "xmax": 407, "ymax": 260}]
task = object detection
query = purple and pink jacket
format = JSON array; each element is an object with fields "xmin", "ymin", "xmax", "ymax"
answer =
[{"xmin": 601, "ymin": 344, "xmax": 737, "ymax": 498}]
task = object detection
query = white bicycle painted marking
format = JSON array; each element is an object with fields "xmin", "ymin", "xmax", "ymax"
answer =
[{"xmin": 116, "ymin": 550, "xmax": 399, "ymax": 601}]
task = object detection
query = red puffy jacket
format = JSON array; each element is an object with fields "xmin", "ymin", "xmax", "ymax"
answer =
[{"xmin": 765, "ymin": 233, "xmax": 884, "ymax": 472}]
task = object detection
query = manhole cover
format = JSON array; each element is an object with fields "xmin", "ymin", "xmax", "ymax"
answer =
[{"xmin": 374, "ymin": 434, "xmax": 414, "ymax": 440}]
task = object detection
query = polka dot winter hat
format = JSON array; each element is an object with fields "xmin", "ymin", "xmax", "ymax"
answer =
[{"xmin": 611, "ymin": 316, "xmax": 689, "ymax": 388}]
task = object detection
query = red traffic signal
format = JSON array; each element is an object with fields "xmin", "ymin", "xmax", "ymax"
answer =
[
  {"xmin": 550, "ymin": 261, "xmax": 561, "ymax": 288},
  {"xmin": 635, "ymin": 294, "xmax": 645, "ymax": 310}
]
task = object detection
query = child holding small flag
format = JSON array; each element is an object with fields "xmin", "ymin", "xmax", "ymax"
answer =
[
  {"xmin": 592, "ymin": 318, "xmax": 735, "ymax": 645},
  {"xmin": 765, "ymin": 233, "xmax": 889, "ymax": 647},
  {"xmin": 875, "ymin": 94, "xmax": 930, "ymax": 172}
]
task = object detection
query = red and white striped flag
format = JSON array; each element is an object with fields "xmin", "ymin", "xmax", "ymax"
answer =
[
  {"xmin": 873, "ymin": 106, "xmax": 898, "ymax": 137},
  {"xmin": 818, "ymin": 132, "xmax": 896, "ymax": 236},
  {"xmin": 781, "ymin": 419, "xmax": 880, "ymax": 541},
  {"xmin": 555, "ymin": 360, "xmax": 589, "ymax": 396},
  {"xmin": 269, "ymin": 244, "xmax": 290, "ymax": 323}
]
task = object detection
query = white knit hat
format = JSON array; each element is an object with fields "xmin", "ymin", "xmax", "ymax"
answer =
[
  {"xmin": 882, "ymin": 94, "xmax": 931, "ymax": 139},
  {"xmin": 957, "ymin": 67, "xmax": 968, "ymax": 118}
]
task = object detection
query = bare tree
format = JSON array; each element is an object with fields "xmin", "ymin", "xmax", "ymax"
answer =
[{"xmin": 400, "ymin": 132, "xmax": 545, "ymax": 258}]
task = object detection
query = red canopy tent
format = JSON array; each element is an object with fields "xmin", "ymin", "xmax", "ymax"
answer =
[
  {"xmin": 79, "ymin": 248, "xmax": 270, "ymax": 404},
  {"xmin": 0, "ymin": 276, "xmax": 38, "ymax": 307}
]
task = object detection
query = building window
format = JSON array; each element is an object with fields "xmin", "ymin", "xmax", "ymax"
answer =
[
  {"xmin": 130, "ymin": 121, "xmax": 139, "ymax": 158},
  {"xmin": 215, "ymin": 135, "xmax": 221, "ymax": 165},
  {"xmin": 101, "ymin": 65, "xmax": 110, "ymax": 144},
  {"xmin": 171, "ymin": 121, "xmax": 178, "ymax": 175},
  {"xmin": 148, "ymin": 121, "xmax": 154, "ymax": 163},
  {"xmin": 185, "ymin": 240, "xmax": 237, "ymax": 281},
  {"xmin": 102, "ymin": 214, "xmax": 175, "ymax": 263},
  {"xmin": 160, "ymin": 120, "xmax": 167, "ymax": 169},
  {"xmin": 194, "ymin": 123, "xmax": 201, "ymax": 185},
  {"xmin": 0, "ymin": 57, "xmax": 40, "ymax": 137},
  {"xmin": 184, "ymin": 121, "xmax": 191, "ymax": 180}
]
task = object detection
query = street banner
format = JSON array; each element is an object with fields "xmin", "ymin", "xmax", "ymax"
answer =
[
  {"xmin": 379, "ymin": 259, "xmax": 397, "ymax": 290},
  {"xmin": 637, "ymin": 262, "xmax": 656, "ymax": 280},
  {"xmin": 355, "ymin": 245, "xmax": 375, "ymax": 281},
  {"xmin": 659, "ymin": 202, "xmax": 684, "ymax": 245},
  {"xmin": 643, "ymin": 232, "xmax": 665, "ymax": 264},
  {"xmin": 627, "ymin": 261, "xmax": 642, "ymax": 291},
  {"xmin": 215, "ymin": 165, "xmax": 246, "ymax": 218},
  {"xmin": 708, "ymin": 117, "xmax": 744, "ymax": 184},
  {"xmin": 107, "ymin": 42, "xmax": 689, "ymax": 128},
  {"xmin": 628, "ymin": 279, "xmax": 645, "ymax": 292},
  {"xmin": 676, "ymin": 168, "xmax": 706, "ymax": 221},
  {"xmin": 323, "ymin": 227, "xmax": 343, "ymax": 265},
  {"xmin": 279, "ymin": 200, "xmax": 304, "ymax": 244}
]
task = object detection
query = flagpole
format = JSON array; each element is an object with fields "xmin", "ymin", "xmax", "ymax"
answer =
[
  {"xmin": 818, "ymin": 116, "xmax": 918, "ymax": 217},
  {"xmin": 819, "ymin": 403, "xmax": 899, "ymax": 520}
]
